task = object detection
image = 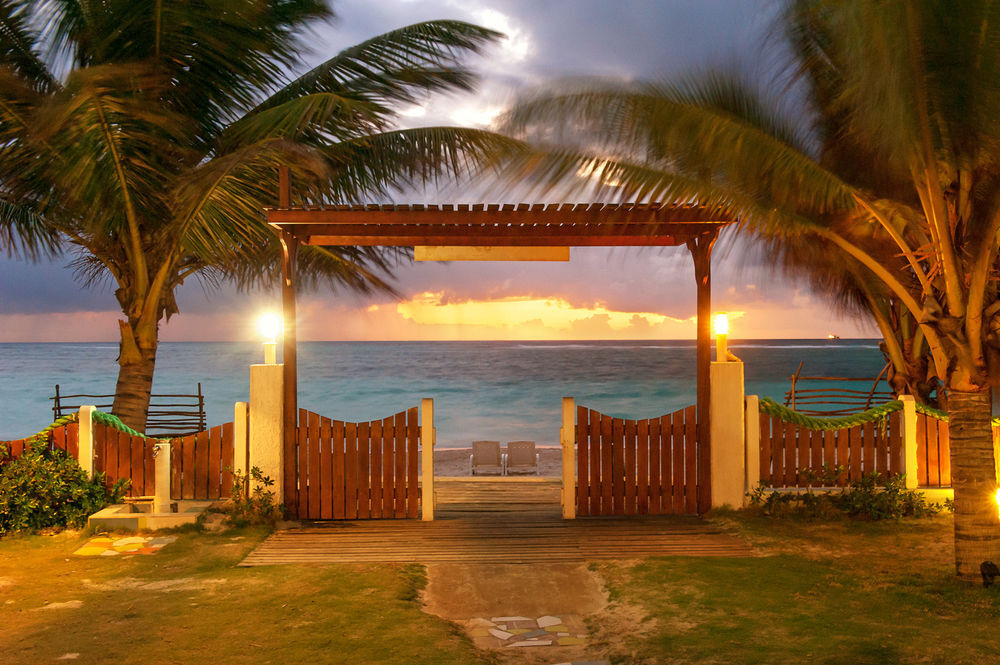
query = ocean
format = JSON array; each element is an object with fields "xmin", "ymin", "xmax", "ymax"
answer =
[{"xmin": 0, "ymin": 340, "xmax": 887, "ymax": 444}]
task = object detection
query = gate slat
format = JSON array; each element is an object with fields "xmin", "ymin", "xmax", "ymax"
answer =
[
  {"xmin": 370, "ymin": 418, "xmax": 383, "ymax": 518},
  {"xmin": 684, "ymin": 405, "xmax": 698, "ymax": 514},
  {"xmin": 394, "ymin": 411, "xmax": 406, "ymax": 518},
  {"xmin": 636, "ymin": 419, "xmax": 649, "ymax": 515},
  {"xmin": 646, "ymin": 417, "xmax": 660, "ymax": 516},
  {"xmin": 849, "ymin": 425, "xmax": 863, "ymax": 481},
  {"xmin": 862, "ymin": 421, "xmax": 875, "ymax": 479},
  {"xmin": 576, "ymin": 406, "xmax": 589, "ymax": 517},
  {"xmin": 937, "ymin": 419, "xmax": 951, "ymax": 486},
  {"xmin": 195, "ymin": 429, "xmax": 210, "ymax": 500},
  {"xmin": 624, "ymin": 418, "xmax": 636, "ymax": 516},
  {"xmin": 345, "ymin": 421, "xmax": 358, "ymax": 520},
  {"xmin": 782, "ymin": 422, "xmax": 797, "ymax": 487},
  {"xmin": 209, "ymin": 425, "xmax": 222, "ymax": 499},
  {"xmin": 660, "ymin": 414, "xmax": 672, "ymax": 514},
  {"xmin": 355, "ymin": 422, "xmax": 370, "ymax": 518},
  {"xmin": 671, "ymin": 411, "xmax": 685, "ymax": 514},
  {"xmin": 588, "ymin": 409, "xmax": 601, "ymax": 516},
  {"xmin": 797, "ymin": 423, "xmax": 810, "ymax": 487},
  {"xmin": 221, "ymin": 422, "xmax": 234, "ymax": 497},
  {"xmin": 129, "ymin": 433, "xmax": 144, "ymax": 496},
  {"xmin": 359, "ymin": 419, "xmax": 374, "ymax": 519},
  {"xmin": 320, "ymin": 417, "xmax": 333, "ymax": 519},
  {"xmin": 823, "ymin": 428, "xmax": 836, "ymax": 478},
  {"xmin": 382, "ymin": 415, "xmax": 394, "ymax": 518},
  {"xmin": 759, "ymin": 415, "xmax": 772, "ymax": 485},
  {"xmin": 407, "ymin": 408, "xmax": 419, "ymax": 519},
  {"xmin": 332, "ymin": 419, "xmax": 345, "ymax": 519},
  {"xmin": 611, "ymin": 417, "xmax": 625, "ymax": 516},
  {"xmin": 874, "ymin": 419, "xmax": 887, "ymax": 475},
  {"xmin": 284, "ymin": 410, "xmax": 298, "ymax": 516},
  {"xmin": 888, "ymin": 411, "xmax": 902, "ymax": 476},
  {"xmin": 307, "ymin": 415, "xmax": 321, "ymax": 519},
  {"xmin": 295, "ymin": 410, "xmax": 307, "ymax": 519},
  {"xmin": 926, "ymin": 417, "xmax": 941, "ymax": 486}
]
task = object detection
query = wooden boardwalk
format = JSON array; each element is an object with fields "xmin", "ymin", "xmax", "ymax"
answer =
[{"xmin": 240, "ymin": 479, "xmax": 754, "ymax": 566}]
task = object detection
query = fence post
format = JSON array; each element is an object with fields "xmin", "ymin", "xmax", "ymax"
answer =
[
  {"xmin": 77, "ymin": 405, "xmax": 95, "ymax": 479},
  {"xmin": 249, "ymin": 363, "xmax": 284, "ymax": 505},
  {"xmin": 710, "ymin": 358, "xmax": 746, "ymax": 508},
  {"xmin": 153, "ymin": 442, "xmax": 172, "ymax": 512},
  {"xmin": 560, "ymin": 397, "xmax": 576, "ymax": 519},
  {"xmin": 744, "ymin": 395, "xmax": 760, "ymax": 495},
  {"xmin": 421, "ymin": 398, "xmax": 435, "ymax": 521},
  {"xmin": 234, "ymin": 401, "xmax": 249, "ymax": 481},
  {"xmin": 900, "ymin": 395, "xmax": 919, "ymax": 489}
]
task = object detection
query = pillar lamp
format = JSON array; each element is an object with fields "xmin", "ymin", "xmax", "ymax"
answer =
[
  {"xmin": 713, "ymin": 313, "xmax": 729, "ymax": 362},
  {"xmin": 256, "ymin": 312, "xmax": 282, "ymax": 364}
]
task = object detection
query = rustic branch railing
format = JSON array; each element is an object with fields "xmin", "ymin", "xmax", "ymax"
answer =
[
  {"xmin": 784, "ymin": 362, "xmax": 893, "ymax": 416},
  {"xmin": 52, "ymin": 383, "xmax": 207, "ymax": 437}
]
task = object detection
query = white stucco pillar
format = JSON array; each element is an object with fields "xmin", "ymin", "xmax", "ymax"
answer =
[
  {"xmin": 250, "ymin": 364, "xmax": 284, "ymax": 504},
  {"xmin": 710, "ymin": 360, "xmax": 746, "ymax": 508},
  {"xmin": 77, "ymin": 405, "xmax": 95, "ymax": 479},
  {"xmin": 153, "ymin": 442, "xmax": 172, "ymax": 512}
]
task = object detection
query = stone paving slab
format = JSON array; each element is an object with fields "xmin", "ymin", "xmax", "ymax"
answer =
[
  {"xmin": 72, "ymin": 535, "xmax": 176, "ymax": 557},
  {"xmin": 465, "ymin": 614, "xmax": 588, "ymax": 649}
]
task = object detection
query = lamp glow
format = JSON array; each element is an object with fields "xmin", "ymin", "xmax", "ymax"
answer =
[
  {"xmin": 256, "ymin": 312, "xmax": 282, "ymax": 364},
  {"xmin": 996, "ymin": 488, "xmax": 1000, "ymax": 520},
  {"xmin": 714, "ymin": 313, "xmax": 729, "ymax": 362}
]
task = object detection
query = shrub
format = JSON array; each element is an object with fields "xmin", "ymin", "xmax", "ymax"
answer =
[
  {"xmin": 746, "ymin": 471, "xmax": 943, "ymax": 520},
  {"xmin": 0, "ymin": 438, "xmax": 128, "ymax": 535},
  {"xmin": 224, "ymin": 466, "xmax": 283, "ymax": 527}
]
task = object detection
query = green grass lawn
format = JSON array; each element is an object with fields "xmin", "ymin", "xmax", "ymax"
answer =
[
  {"xmin": 1, "ymin": 515, "xmax": 997, "ymax": 664},
  {"xmin": 591, "ymin": 514, "xmax": 1000, "ymax": 665},
  {"xmin": 0, "ymin": 526, "xmax": 488, "ymax": 664}
]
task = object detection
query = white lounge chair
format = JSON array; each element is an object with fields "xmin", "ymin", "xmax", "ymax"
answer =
[
  {"xmin": 470, "ymin": 440, "xmax": 504, "ymax": 475},
  {"xmin": 505, "ymin": 440, "xmax": 539, "ymax": 475}
]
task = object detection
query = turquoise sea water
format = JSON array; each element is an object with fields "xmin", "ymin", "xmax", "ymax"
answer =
[{"xmin": 0, "ymin": 340, "xmax": 886, "ymax": 445}]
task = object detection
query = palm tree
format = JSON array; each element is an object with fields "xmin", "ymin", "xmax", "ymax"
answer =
[
  {"xmin": 0, "ymin": 1, "xmax": 514, "ymax": 431},
  {"xmin": 500, "ymin": 0, "xmax": 1000, "ymax": 581}
]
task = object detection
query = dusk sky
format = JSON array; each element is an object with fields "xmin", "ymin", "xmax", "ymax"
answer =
[{"xmin": 0, "ymin": 0, "xmax": 877, "ymax": 343}]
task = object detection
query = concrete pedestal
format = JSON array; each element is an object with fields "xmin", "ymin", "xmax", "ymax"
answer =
[
  {"xmin": 250, "ymin": 363, "xmax": 284, "ymax": 504},
  {"xmin": 710, "ymin": 360, "xmax": 746, "ymax": 508}
]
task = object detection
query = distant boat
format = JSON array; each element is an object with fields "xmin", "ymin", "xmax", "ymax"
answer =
[{"xmin": 827, "ymin": 333, "xmax": 841, "ymax": 340}]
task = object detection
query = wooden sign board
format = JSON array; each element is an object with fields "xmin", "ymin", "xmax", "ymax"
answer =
[{"xmin": 414, "ymin": 246, "xmax": 570, "ymax": 262}]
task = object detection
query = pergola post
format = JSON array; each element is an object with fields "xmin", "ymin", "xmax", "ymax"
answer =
[
  {"xmin": 688, "ymin": 230, "xmax": 718, "ymax": 514},
  {"xmin": 277, "ymin": 166, "xmax": 299, "ymax": 514}
]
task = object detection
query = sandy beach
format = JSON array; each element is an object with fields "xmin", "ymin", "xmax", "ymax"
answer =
[{"xmin": 432, "ymin": 446, "xmax": 562, "ymax": 477}]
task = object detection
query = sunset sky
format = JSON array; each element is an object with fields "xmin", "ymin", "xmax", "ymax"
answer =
[{"xmin": 0, "ymin": 0, "xmax": 878, "ymax": 343}]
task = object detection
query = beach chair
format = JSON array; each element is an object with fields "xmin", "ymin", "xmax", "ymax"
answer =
[
  {"xmin": 505, "ymin": 441, "xmax": 539, "ymax": 475},
  {"xmin": 470, "ymin": 440, "xmax": 504, "ymax": 475}
]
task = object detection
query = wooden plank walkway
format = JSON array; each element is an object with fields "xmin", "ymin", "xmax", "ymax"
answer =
[{"xmin": 240, "ymin": 479, "xmax": 753, "ymax": 566}]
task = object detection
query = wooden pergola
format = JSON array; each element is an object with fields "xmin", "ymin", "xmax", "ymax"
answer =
[{"xmin": 266, "ymin": 170, "xmax": 734, "ymax": 512}]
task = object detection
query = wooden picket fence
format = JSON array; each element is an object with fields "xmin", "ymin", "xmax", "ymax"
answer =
[
  {"xmin": 169, "ymin": 422, "xmax": 235, "ymax": 500},
  {"xmin": 0, "ymin": 422, "xmax": 79, "ymax": 464},
  {"xmin": 758, "ymin": 410, "xmax": 903, "ymax": 487},
  {"xmin": 915, "ymin": 412, "xmax": 951, "ymax": 487},
  {"xmin": 575, "ymin": 405, "xmax": 699, "ymax": 517},
  {"xmin": 2, "ymin": 419, "xmax": 235, "ymax": 500},
  {"xmin": 286, "ymin": 408, "xmax": 420, "ymax": 520}
]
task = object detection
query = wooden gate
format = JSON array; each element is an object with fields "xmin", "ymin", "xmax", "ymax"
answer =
[
  {"xmin": 286, "ymin": 408, "xmax": 420, "ymax": 520},
  {"xmin": 575, "ymin": 405, "xmax": 699, "ymax": 516}
]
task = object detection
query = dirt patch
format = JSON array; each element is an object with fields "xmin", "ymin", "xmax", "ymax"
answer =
[
  {"xmin": 81, "ymin": 577, "xmax": 227, "ymax": 592},
  {"xmin": 0, "ymin": 576, "xmax": 13, "ymax": 590},
  {"xmin": 422, "ymin": 563, "xmax": 607, "ymax": 619},
  {"xmin": 33, "ymin": 600, "xmax": 83, "ymax": 611}
]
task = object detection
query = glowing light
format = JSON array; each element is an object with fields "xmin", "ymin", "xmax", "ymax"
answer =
[
  {"xmin": 256, "ymin": 312, "xmax": 282, "ymax": 343},
  {"xmin": 713, "ymin": 313, "xmax": 729, "ymax": 336},
  {"xmin": 996, "ymin": 488, "xmax": 1000, "ymax": 519}
]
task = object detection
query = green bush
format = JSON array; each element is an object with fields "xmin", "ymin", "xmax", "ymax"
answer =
[
  {"xmin": 0, "ymin": 438, "xmax": 128, "ymax": 535},
  {"xmin": 746, "ymin": 470, "xmax": 945, "ymax": 520},
  {"xmin": 224, "ymin": 466, "xmax": 283, "ymax": 527}
]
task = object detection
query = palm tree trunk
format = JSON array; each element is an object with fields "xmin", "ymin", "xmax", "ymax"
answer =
[
  {"xmin": 112, "ymin": 318, "xmax": 158, "ymax": 433},
  {"xmin": 949, "ymin": 389, "xmax": 1000, "ymax": 581}
]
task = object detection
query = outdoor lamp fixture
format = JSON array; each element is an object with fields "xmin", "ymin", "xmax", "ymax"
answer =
[
  {"xmin": 256, "ymin": 312, "xmax": 282, "ymax": 365},
  {"xmin": 713, "ymin": 313, "xmax": 729, "ymax": 362}
]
